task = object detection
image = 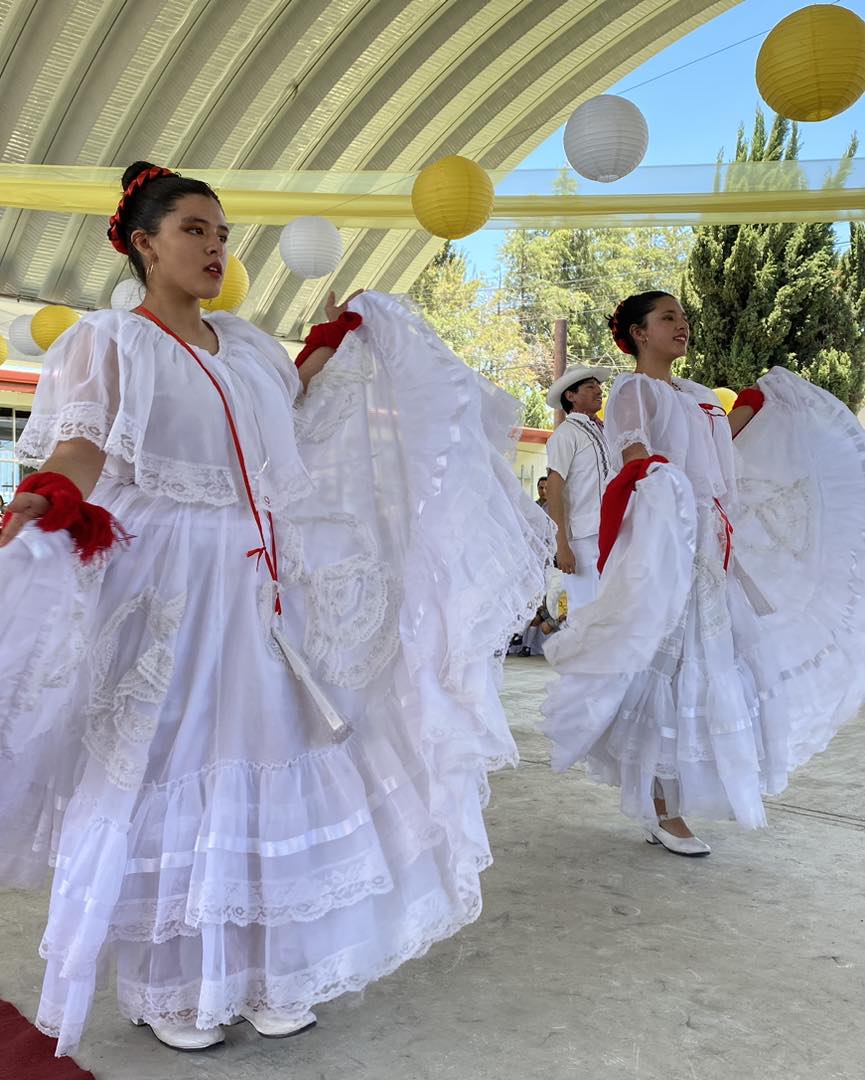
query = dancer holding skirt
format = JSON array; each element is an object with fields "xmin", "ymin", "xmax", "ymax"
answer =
[
  {"xmin": 0, "ymin": 163, "xmax": 552, "ymax": 1053},
  {"xmin": 542, "ymin": 290, "xmax": 865, "ymax": 856}
]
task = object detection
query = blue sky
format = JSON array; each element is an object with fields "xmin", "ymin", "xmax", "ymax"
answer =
[{"xmin": 460, "ymin": 0, "xmax": 865, "ymax": 278}]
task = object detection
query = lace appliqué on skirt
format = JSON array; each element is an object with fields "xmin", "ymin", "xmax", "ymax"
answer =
[
  {"xmin": 83, "ymin": 588, "xmax": 187, "ymax": 790},
  {"xmin": 736, "ymin": 476, "xmax": 813, "ymax": 558},
  {"xmin": 260, "ymin": 514, "xmax": 400, "ymax": 691}
]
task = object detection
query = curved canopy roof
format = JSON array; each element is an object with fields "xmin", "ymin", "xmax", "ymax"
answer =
[{"xmin": 0, "ymin": 0, "xmax": 740, "ymax": 341}]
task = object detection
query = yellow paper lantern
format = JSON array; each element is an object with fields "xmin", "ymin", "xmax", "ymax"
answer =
[
  {"xmin": 756, "ymin": 5, "xmax": 865, "ymax": 122},
  {"xmin": 30, "ymin": 305, "xmax": 80, "ymax": 351},
  {"xmin": 714, "ymin": 387, "xmax": 738, "ymax": 414},
  {"xmin": 0, "ymin": 336, "xmax": 7, "ymax": 366},
  {"xmin": 411, "ymin": 156, "xmax": 494, "ymax": 239},
  {"xmin": 201, "ymin": 254, "xmax": 249, "ymax": 312}
]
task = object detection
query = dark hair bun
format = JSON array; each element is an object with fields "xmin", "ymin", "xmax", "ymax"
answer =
[
  {"xmin": 607, "ymin": 291, "xmax": 674, "ymax": 356},
  {"xmin": 121, "ymin": 161, "xmax": 159, "ymax": 190}
]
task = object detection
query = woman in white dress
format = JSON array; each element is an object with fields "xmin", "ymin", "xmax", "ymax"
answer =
[
  {"xmin": 542, "ymin": 291, "xmax": 865, "ymax": 856},
  {"xmin": 0, "ymin": 163, "xmax": 551, "ymax": 1054}
]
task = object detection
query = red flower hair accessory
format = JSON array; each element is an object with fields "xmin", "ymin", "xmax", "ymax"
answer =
[
  {"xmin": 608, "ymin": 301, "xmax": 634, "ymax": 355},
  {"xmin": 107, "ymin": 166, "xmax": 177, "ymax": 254}
]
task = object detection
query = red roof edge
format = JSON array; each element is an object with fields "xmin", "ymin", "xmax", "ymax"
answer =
[
  {"xmin": 518, "ymin": 426, "xmax": 551, "ymax": 445},
  {"xmin": 0, "ymin": 369, "xmax": 39, "ymax": 395}
]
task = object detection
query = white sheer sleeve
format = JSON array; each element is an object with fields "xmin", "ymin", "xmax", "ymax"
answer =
[
  {"xmin": 604, "ymin": 374, "xmax": 681, "ymax": 470},
  {"xmin": 15, "ymin": 314, "xmax": 135, "ymax": 466}
]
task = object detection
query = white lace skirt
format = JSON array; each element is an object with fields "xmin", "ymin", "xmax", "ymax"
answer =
[
  {"xmin": 543, "ymin": 498, "xmax": 771, "ymax": 827},
  {"xmin": 2, "ymin": 487, "xmax": 511, "ymax": 1053}
]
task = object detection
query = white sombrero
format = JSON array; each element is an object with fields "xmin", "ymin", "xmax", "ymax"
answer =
[{"xmin": 546, "ymin": 363, "xmax": 611, "ymax": 408}]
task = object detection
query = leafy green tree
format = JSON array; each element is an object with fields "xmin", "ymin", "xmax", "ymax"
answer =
[
  {"xmin": 499, "ymin": 174, "xmax": 692, "ymax": 363},
  {"xmin": 680, "ymin": 110, "xmax": 865, "ymax": 408},
  {"xmin": 409, "ymin": 241, "xmax": 552, "ymax": 427}
]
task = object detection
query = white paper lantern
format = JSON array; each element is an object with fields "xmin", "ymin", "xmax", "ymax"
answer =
[
  {"xmin": 9, "ymin": 314, "xmax": 43, "ymax": 356},
  {"xmin": 563, "ymin": 95, "xmax": 648, "ymax": 183},
  {"xmin": 279, "ymin": 217, "xmax": 344, "ymax": 279},
  {"xmin": 110, "ymin": 278, "xmax": 145, "ymax": 310}
]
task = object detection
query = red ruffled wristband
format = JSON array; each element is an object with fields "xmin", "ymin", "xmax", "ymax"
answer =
[
  {"xmin": 8, "ymin": 472, "xmax": 129, "ymax": 562},
  {"xmin": 295, "ymin": 311, "xmax": 363, "ymax": 369},
  {"xmin": 597, "ymin": 455, "xmax": 669, "ymax": 573},
  {"xmin": 732, "ymin": 387, "xmax": 764, "ymax": 414}
]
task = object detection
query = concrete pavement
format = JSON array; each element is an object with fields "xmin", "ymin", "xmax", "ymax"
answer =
[{"xmin": 1, "ymin": 654, "xmax": 863, "ymax": 1080}]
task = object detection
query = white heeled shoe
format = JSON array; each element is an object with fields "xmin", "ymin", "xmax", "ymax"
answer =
[
  {"xmin": 645, "ymin": 823, "xmax": 711, "ymax": 857},
  {"xmin": 229, "ymin": 1007, "xmax": 317, "ymax": 1039},
  {"xmin": 132, "ymin": 1018, "xmax": 225, "ymax": 1050}
]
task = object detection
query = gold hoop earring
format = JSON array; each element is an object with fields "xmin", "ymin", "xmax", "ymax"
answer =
[{"xmin": 146, "ymin": 259, "xmax": 157, "ymax": 280}]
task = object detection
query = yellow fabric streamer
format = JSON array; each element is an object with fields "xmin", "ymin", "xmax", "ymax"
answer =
[{"xmin": 0, "ymin": 166, "xmax": 862, "ymax": 229}]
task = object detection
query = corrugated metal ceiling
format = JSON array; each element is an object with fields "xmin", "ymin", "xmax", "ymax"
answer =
[{"xmin": 0, "ymin": 0, "xmax": 740, "ymax": 339}]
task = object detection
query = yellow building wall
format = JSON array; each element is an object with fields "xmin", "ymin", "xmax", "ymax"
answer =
[
  {"xmin": 0, "ymin": 390, "xmax": 35, "ymax": 408},
  {"xmin": 513, "ymin": 437, "xmax": 549, "ymax": 497}
]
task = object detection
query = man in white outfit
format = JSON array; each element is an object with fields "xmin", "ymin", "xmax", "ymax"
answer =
[{"xmin": 543, "ymin": 363, "xmax": 611, "ymax": 613}]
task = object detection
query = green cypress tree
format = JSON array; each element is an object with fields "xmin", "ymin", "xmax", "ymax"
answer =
[{"xmin": 680, "ymin": 112, "xmax": 865, "ymax": 409}]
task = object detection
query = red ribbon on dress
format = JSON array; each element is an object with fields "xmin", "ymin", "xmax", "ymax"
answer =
[
  {"xmin": 295, "ymin": 311, "xmax": 363, "ymax": 368},
  {"xmin": 699, "ymin": 401, "xmax": 727, "ymax": 430},
  {"xmin": 134, "ymin": 307, "xmax": 283, "ymax": 615},
  {"xmin": 597, "ymin": 455, "xmax": 669, "ymax": 573},
  {"xmin": 3, "ymin": 472, "xmax": 130, "ymax": 562},
  {"xmin": 714, "ymin": 498, "xmax": 733, "ymax": 572},
  {"xmin": 698, "ymin": 401, "xmax": 734, "ymax": 570}
]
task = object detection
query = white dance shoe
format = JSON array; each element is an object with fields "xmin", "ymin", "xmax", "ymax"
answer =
[
  {"xmin": 132, "ymin": 1018, "xmax": 225, "ymax": 1050},
  {"xmin": 645, "ymin": 823, "xmax": 711, "ymax": 857},
  {"xmin": 230, "ymin": 1007, "xmax": 317, "ymax": 1039}
]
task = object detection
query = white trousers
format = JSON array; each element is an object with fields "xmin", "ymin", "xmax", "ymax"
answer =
[{"xmin": 561, "ymin": 535, "xmax": 600, "ymax": 612}]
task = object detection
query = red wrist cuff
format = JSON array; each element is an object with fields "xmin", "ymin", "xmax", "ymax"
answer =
[
  {"xmin": 295, "ymin": 311, "xmax": 363, "ymax": 368},
  {"xmin": 597, "ymin": 455, "xmax": 669, "ymax": 574},
  {"xmin": 732, "ymin": 387, "xmax": 764, "ymax": 414},
  {"xmin": 15, "ymin": 471, "xmax": 128, "ymax": 562},
  {"xmin": 18, "ymin": 472, "xmax": 83, "ymax": 532}
]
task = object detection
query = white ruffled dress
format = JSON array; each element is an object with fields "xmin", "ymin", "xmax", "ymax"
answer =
[
  {"xmin": 0, "ymin": 292, "xmax": 552, "ymax": 1055},
  {"xmin": 541, "ymin": 369, "xmax": 865, "ymax": 828}
]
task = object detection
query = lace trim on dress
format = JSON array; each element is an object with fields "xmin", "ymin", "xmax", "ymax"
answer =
[
  {"xmin": 15, "ymin": 403, "xmax": 241, "ymax": 507},
  {"xmin": 106, "ymin": 842, "xmax": 443, "ymax": 942},
  {"xmin": 736, "ymin": 476, "xmax": 813, "ymax": 558},
  {"xmin": 135, "ymin": 451, "xmax": 238, "ymax": 506},
  {"xmin": 303, "ymin": 554, "xmax": 401, "ymax": 691},
  {"xmin": 108, "ymin": 887, "xmax": 488, "ymax": 1035},
  {"xmin": 253, "ymin": 468, "xmax": 315, "ymax": 516},
  {"xmin": 612, "ymin": 428, "xmax": 652, "ymax": 457},
  {"xmin": 258, "ymin": 513, "xmax": 402, "ymax": 691},
  {"xmin": 16, "ymin": 402, "xmax": 141, "ymax": 465}
]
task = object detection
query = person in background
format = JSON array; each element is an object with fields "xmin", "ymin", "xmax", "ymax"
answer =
[
  {"xmin": 509, "ymin": 477, "xmax": 553, "ymax": 656},
  {"xmin": 543, "ymin": 364, "xmax": 611, "ymax": 612},
  {"xmin": 535, "ymin": 475, "xmax": 548, "ymax": 511}
]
